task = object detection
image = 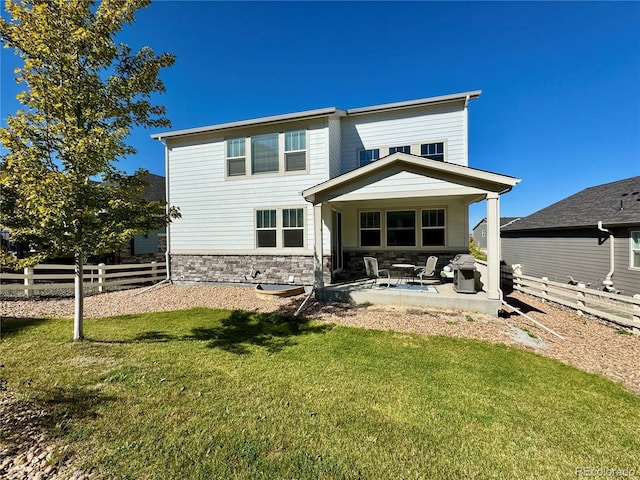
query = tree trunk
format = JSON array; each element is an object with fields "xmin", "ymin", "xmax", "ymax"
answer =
[{"xmin": 73, "ymin": 252, "xmax": 84, "ymax": 340}]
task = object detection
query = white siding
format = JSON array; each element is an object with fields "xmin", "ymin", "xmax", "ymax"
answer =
[
  {"xmin": 168, "ymin": 123, "xmax": 330, "ymax": 253},
  {"xmin": 328, "ymin": 116, "xmax": 342, "ymax": 179},
  {"xmin": 340, "ymin": 104, "xmax": 467, "ymax": 173}
]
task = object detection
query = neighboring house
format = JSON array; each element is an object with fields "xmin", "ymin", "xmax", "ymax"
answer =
[
  {"xmin": 501, "ymin": 176, "xmax": 640, "ymax": 297},
  {"xmin": 120, "ymin": 173, "xmax": 167, "ymax": 262},
  {"xmin": 472, "ymin": 217, "xmax": 520, "ymax": 251},
  {"xmin": 152, "ymin": 90, "xmax": 520, "ymax": 305}
]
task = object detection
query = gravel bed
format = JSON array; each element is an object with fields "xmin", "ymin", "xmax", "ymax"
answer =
[{"xmin": 1, "ymin": 283, "xmax": 638, "ymax": 479}]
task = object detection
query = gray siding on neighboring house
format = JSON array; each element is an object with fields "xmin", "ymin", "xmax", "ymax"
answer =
[
  {"xmin": 611, "ymin": 227, "xmax": 640, "ymax": 296},
  {"xmin": 501, "ymin": 228, "xmax": 640, "ymax": 296}
]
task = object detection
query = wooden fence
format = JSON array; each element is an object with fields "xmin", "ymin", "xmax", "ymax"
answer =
[
  {"xmin": 0, "ymin": 262, "xmax": 166, "ymax": 297},
  {"xmin": 502, "ymin": 265, "xmax": 640, "ymax": 332}
]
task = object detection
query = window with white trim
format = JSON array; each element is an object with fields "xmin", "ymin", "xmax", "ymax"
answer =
[
  {"xmin": 285, "ymin": 130, "xmax": 306, "ymax": 172},
  {"xmin": 283, "ymin": 208, "xmax": 304, "ymax": 247},
  {"xmin": 389, "ymin": 145, "xmax": 410, "ymax": 155},
  {"xmin": 632, "ymin": 231, "xmax": 640, "ymax": 268},
  {"xmin": 252, "ymin": 133, "xmax": 279, "ymax": 174},
  {"xmin": 256, "ymin": 209, "xmax": 277, "ymax": 247},
  {"xmin": 387, "ymin": 210, "xmax": 416, "ymax": 247},
  {"xmin": 421, "ymin": 209, "xmax": 445, "ymax": 246},
  {"xmin": 227, "ymin": 137, "xmax": 246, "ymax": 176},
  {"xmin": 359, "ymin": 149, "xmax": 379, "ymax": 167},
  {"xmin": 421, "ymin": 142, "xmax": 444, "ymax": 161},
  {"xmin": 360, "ymin": 211, "xmax": 381, "ymax": 247}
]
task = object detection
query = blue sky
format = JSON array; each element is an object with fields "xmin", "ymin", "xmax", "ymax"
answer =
[{"xmin": 2, "ymin": 1, "xmax": 639, "ymax": 231}]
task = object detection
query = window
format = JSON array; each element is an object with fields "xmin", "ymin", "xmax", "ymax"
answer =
[
  {"xmin": 285, "ymin": 130, "xmax": 306, "ymax": 172},
  {"xmin": 252, "ymin": 133, "xmax": 279, "ymax": 174},
  {"xmin": 387, "ymin": 211, "xmax": 415, "ymax": 246},
  {"xmin": 421, "ymin": 142, "xmax": 444, "ymax": 161},
  {"xmin": 283, "ymin": 208, "xmax": 304, "ymax": 247},
  {"xmin": 422, "ymin": 209, "xmax": 445, "ymax": 246},
  {"xmin": 389, "ymin": 145, "xmax": 410, "ymax": 155},
  {"xmin": 256, "ymin": 209, "xmax": 277, "ymax": 247},
  {"xmin": 360, "ymin": 211, "xmax": 381, "ymax": 247},
  {"xmin": 226, "ymin": 138, "xmax": 246, "ymax": 176},
  {"xmin": 632, "ymin": 232, "xmax": 640, "ymax": 268},
  {"xmin": 359, "ymin": 149, "xmax": 379, "ymax": 167}
]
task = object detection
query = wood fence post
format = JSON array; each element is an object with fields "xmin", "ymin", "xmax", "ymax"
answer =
[
  {"xmin": 541, "ymin": 277, "xmax": 549, "ymax": 302},
  {"xmin": 23, "ymin": 266, "xmax": 33, "ymax": 297},
  {"xmin": 633, "ymin": 294, "xmax": 640, "ymax": 334},
  {"xmin": 98, "ymin": 263, "xmax": 106, "ymax": 293},
  {"xmin": 576, "ymin": 283, "xmax": 586, "ymax": 316},
  {"xmin": 151, "ymin": 261, "xmax": 157, "ymax": 281}
]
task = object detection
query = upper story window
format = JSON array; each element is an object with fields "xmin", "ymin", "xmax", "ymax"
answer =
[
  {"xmin": 359, "ymin": 149, "xmax": 380, "ymax": 167},
  {"xmin": 421, "ymin": 142, "xmax": 444, "ymax": 161},
  {"xmin": 631, "ymin": 232, "xmax": 640, "ymax": 268},
  {"xmin": 227, "ymin": 138, "xmax": 246, "ymax": 176},
  {"xmin": 285, "ymin": 130, "xmax": 306, "ymax": 172},
  {"xmin": 252, "ymin": 133, "xmax": 279, "ymax": 174},
  {"xmin": 389, "ymin": 145, "xmax": 410, "ymax": 155},
  {"xmin": 227, "ymin": 130, "xmax": 308, "ymax": 178}
]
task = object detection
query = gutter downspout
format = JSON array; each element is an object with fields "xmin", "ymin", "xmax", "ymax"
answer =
[{"xmin": 597, "ymin": 221, "xmax": 615, "ymax": 291}]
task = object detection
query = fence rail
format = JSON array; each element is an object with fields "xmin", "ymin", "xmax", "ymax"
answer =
[
  {"xmin": 0, "ymin": 262, "xmax": 166, "ymax": 296},
  {"xmin": 502, "ymin": 266, "xmax": 640, "ymax": 331}
]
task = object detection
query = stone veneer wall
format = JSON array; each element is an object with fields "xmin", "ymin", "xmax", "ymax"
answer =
[
  {"xmin": 343, "ymin": 249, "xmax": 465, "ymax": 277},
  {"xmin": 170, "ymin": 254, "xmax": 331, "ymax": 286}
]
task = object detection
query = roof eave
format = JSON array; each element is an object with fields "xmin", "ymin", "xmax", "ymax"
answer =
[
  {"xmin": 151, "ymin": 107, "xmax": 345, "ymax": 141},
  {"xmin": 346, "ymin": 90, "xmax": 482, "ymax": 116}
]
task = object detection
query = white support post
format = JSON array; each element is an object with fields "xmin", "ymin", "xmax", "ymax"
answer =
[
  {"xmin": 23, "ymin": 266, "xmax": 33, "ymax": 297},
  {"xmin": 541, "ymin": 277, "xmax": 549, "ymax": 301},
  {"xmin": 98, "ymin": 263, "xmax": 106, "ymax": 293},
  {"xmin": 151, "ymin": 261, "xmax": 158, "ymax": 281},
  {"xmin": 484, "ymin": 192, "xmax": 501, "ymax": 300},
  {"xmin": 313, "ymin": 203, "xmax": 324, "ymax": 289}
]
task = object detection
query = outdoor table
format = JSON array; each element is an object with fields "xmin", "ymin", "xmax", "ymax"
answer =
[{"xmin": 392, "ymin": 263, "xmax": 416, "ymax": 285}]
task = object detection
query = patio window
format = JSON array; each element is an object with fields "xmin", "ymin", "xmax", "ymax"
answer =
[
  {"xmin": 283, "ymin": 208, "xmax": 304, "ymax": 247},
  {"xmin": 360, "ymin": 211, "xmax": 381, "ymax": 247},
  {"xmin": 632, "ymin": 231, "xmax": 640, "ymax": 268},
  {"xmin": 252, "ymin": 133, "xmax": 279, "ymax": 174},
  {"xmin": 226, "ymin": 137, "xmax": 246, "ymax": 176},
  {"xmin": 422, "ymin": 209, "xmax": 445, "ymax": 246},
  {"xmin": 421, "ymin": 142, "xmax": 444, "ymax": 161},
  {"xmin": 389, "ymin": 145, "xmax": 411, "ymax": 155},
  {"xmin": 359, "ymin": 149, "xmax": 379, "ymax": 167},
  {"xmin": 285, "ymin": 130, "xmax": 306, "ymax": 172},
  {"xmin": 256, "ymin": 209, "xmax": 277, "ymax": 247},
  {"xmin": 387, "ymin": 210, "xmax": 416, "ymax": 247}
]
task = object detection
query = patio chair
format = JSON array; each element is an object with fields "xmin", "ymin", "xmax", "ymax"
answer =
[
  {"xmin": 363, "ymin": 257, "xmax": 391, "ymax": 288},
  {"xmin": 415, "ymin": 256, "xmax": 439, "ymax": 285}
]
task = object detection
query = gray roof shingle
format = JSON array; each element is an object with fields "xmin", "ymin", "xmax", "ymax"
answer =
[{"xmin": 502, "ymin": 176, "xmax": 640, "ymax": 231}]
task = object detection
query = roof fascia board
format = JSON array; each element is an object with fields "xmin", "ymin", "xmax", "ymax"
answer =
[
  {"xmin": 346, "ymin": 90, "xmax": 482, "ymax": 116},
  {"xmin": 152, "ymin": 107, "xmax": 345, "ymax": 140}
]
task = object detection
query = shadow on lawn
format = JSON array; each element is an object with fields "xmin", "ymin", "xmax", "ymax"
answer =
[
  {"xmin": 189, "ymin": 310, "xmax": 332, "ymax": 354},
  {"xmin": 0, "ymin": 317, "xmax": 49, "ymax": 339},
  {"xmin": 128, "ymin": 309, "xmax": 333, "ymax": 354}
]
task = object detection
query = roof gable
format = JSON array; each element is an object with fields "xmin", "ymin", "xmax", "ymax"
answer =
[
  {"xmin": 502, "ymin": 176, "xmax": 640, "ymax": 231},
  {"xmin": 303, "ymin": 152, "xmax": 520, "ymax": 204}
]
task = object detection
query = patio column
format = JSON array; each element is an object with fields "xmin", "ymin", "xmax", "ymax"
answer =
[
  {"xmin": 485, "ymin": 192, "xmax": 501, "ymax": 300},
  {"xmin": 313, "ymin": 203, "xmax": 324, "ymax": 288}
]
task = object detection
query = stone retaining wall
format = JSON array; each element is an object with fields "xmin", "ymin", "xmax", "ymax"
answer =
[{"xmin": 170, "ymin": 253, "xmax": 331, "ymax": 285}]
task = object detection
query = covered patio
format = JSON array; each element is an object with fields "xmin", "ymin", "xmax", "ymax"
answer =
[{"xmin": 302, "ymin": 153, "xmax": 520, "ymax": 316}]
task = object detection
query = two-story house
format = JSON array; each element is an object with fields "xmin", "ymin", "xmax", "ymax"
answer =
[{"xmin": 152, "ymin": 91, "xmax": 520, "ymax": 313}]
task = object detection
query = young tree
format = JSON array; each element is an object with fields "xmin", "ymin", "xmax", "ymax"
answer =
[{"xmin": 0, "ymin": 0, "xmax": 179, "ymax": 340}]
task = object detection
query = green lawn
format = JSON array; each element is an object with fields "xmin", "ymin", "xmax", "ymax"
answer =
[{"xmin": 1, "ymin": 308, "xmax": 639, "ymax": 479}]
